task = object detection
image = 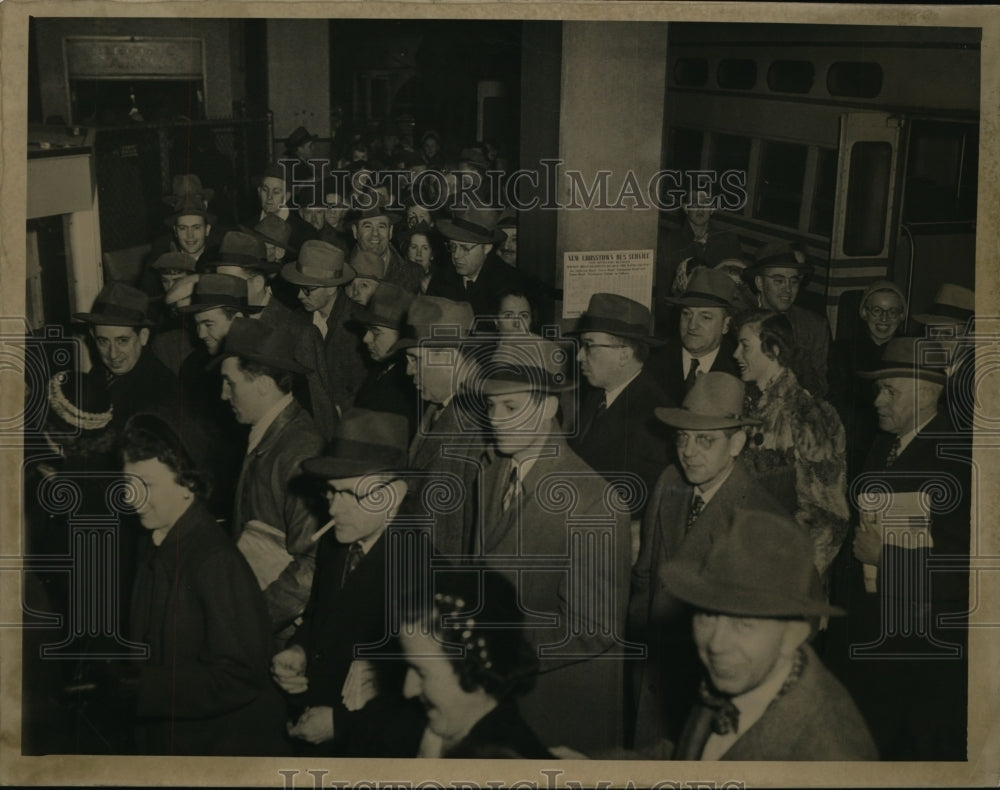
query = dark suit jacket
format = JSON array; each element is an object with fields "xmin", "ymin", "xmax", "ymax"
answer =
[
  {"xmin": 425, "ymin": 252, "xmax": 524, "ymax": 319},
  {"xmin": 232, "ymin": 399, "xmax": 325, "ymax": 631},
  {"xmin": 571, "ymin": 367, "xmax": 673, "ymax": 516},
  {"xmin": 474, "ymin": 436, "xmax": 632, "ymax": 752},
  {"xmin": 671, "ymin": 646, "xmax": 878, "ymax": 760},
  {"xmin": 825, "ymin": 411, "xmax": 970, "ymax": 760},
  {"xmin": 786, "ymin": 304, "xmax": 831, "ymax": 398},
  {"xmin": 648, "ymin": 335, "xmax": 741, "ymax": 406},
  {"xmin": 321, "ymin": 290, "xmax": 371, "ymax": 412},
  {"xmin": 353, "ymin": 357, "xmax": 418, "ymax": 439},
  {"xmin": 129, "ymin": 500, "xmax": 288, "ymax": 755},
  {"xmin": 89, "ymin": 349, "xmax": 181, "ymax": 430},
  {"xmin": 382, "ymin": 244, "xmax": 426, "ymax": 294},
  {"xmin": 628, "ymin": 461, "xmax": 791, "ymax": 746}
]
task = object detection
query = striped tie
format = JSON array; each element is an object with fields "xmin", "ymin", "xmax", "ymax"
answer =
[
  {"xmin": 341, "ymin": 541, "xmax": 365, "ymax": 588},
  {"xmin": 885, "ymin": 435, "xmax": 902, "ymax": 468},
  {"xmin": 686, "ymin": 494, "xmax": 705, "ymax": 532},
  {"xmin": 501, "ymin": 463, "xmax": 519, "ymax": 513}
]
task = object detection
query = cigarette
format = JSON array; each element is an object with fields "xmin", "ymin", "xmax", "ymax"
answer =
[{"xmin": 310, "ymin": 517, "xmax": 336, "ymax": 543}]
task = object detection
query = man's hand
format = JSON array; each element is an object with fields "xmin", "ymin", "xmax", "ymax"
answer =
[
  {"xmin": 287, "ymin": 706, "xmax": 334, "ymax": 744},
  {"xmin": 272, "ymin": 644, "xmax": 308, "ymax": 694},
  {"xmin": 853, "ymin": 523, "xmax": 883, "ymax": 566},
  {"xmin": 341, "ymin": 659, "xmax": 379, "ymax": 712}
]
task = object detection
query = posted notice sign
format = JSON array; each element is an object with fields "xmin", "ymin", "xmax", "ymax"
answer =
[{"xmin": 562, "ymin": 249, "xmax": 655, "ymax": 319}]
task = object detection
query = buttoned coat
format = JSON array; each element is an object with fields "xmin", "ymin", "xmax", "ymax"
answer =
[
  {"xmin": 628, "ymin": 460, "xmax": 791, "ymax": 746},
  {"xmin": 232, "ymin": 399, "xmax": 325, "ymax": 631},
  {"xmin": 474, "ymin": 436, "xmax": 632, "ymax": 752}
]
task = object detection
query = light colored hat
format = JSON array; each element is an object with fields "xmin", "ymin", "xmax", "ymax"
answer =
[
  {"xmin": 912, "ymin": 283, "xmax": 974, "ymax": 326},
  {"xmin": 655, "ymin": 372, "xmax": 760, "ymax": 430}
]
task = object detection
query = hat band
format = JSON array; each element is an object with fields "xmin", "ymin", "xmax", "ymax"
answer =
[
  {"xmin": 681, "ymin": 406, "xmax": 742, "ymax": 421},
  {"xmin": 90, "ymin": 300, "xmax": 147, "ymax": 323},
  {"xmin": 578, "ymin": 315, "xmax": 650, "ymax": 338},
  {"xmin": 755, "ymin": 252, "xmax": 801, "ymax": 269},
  {"xmin": 191, "ymin": 293, "xmax": 248, "ymax": 309},
  {"xmin": 923, "ymin": 302, "xmax": 973, "ymax": 321},
  {"xmin": 449, "ymin": 216, "xmax": 495, "ymax": 240},
  {"xmin": 221, "ymin": 252, "xmax": 265, "ymax": 267},
  {"xmin": 331, "ymin": 437, "xmax": 408, "ymax": 467},
  {"xmin": 680, "ymin": 290, "xmax": 732, "ymax": 307}
]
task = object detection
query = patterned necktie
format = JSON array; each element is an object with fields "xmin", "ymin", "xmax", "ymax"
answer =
[
  {"xmin": 698, "ymin": 682, "xmax": 740, "ymax": 735},
  {"xmin": 501, "ymin": 462, "xmax": 519, "ymax": 513},
  {"xmin": 341, "ymin": 541, "xmax": 365, "ymax": 588},
  {"xmin": 885, "ymin": 435, "xmax": 902, "ymax": 468},
  {"xmin": 687, "ymin": 493, "xmax": 705, "ymax": 532},
  {"xmin": 685, "ymin": 357, "xmax": 701, "ymax": 393}
]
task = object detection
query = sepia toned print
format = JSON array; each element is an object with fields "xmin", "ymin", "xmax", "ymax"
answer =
[{"xmin": 2, "ymin": 2, "xmax": 999, "ymax": 788}]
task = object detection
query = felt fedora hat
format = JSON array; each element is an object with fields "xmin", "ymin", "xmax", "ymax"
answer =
[
  {"xmin": 666, "ymin": 266, "xmax": 738, "ymax": 309},
  {"xmin": 178, "ymin": 273, "xmax": 260, "ymax": 314},
  {"xmin": 241, "ymin": 214, "xmax": 296, "ymax": 254},
  {"xmin": 437, "ymin": 207, "xmax": 508, "ymax": 245},
  {"xmin": 163, "ymin": 191, "xmax": 215, "ymax": 227},
  {"xmin": 912, "ymin": 283, "xmax": 974, "ymax": 326},
  {"xmin": 481, "ymin": 336, "xmax": 573, "ymax": 395},
  {"xmin": 567, "ymin": 292, "xmax": 665, "ymax": 346},
  {"xmin": 743, "ymin": 241, "xmax": 812, "ymax": 288},
  {"xmin": 211, "ymin": 317, "xmax": 310, "ymax": 374},
  {"xmin": 391, "ymin": 295, "xmax": 475, "ymax": 353},
  {"xmin": 857, "ymin": 336, "xmax": 948, "ymax": 385},
  {"xmin": 210, "ymin": 231, "xmax": 278, "ymax": 275},
  {"xmin": 350, "ymin": 250, "xmax": 386, "ymax": 282},
  {"xmin": 663, "ymin": 509, "xmax": 845, "ymax": 618},
  {"xmin": 655, "ymin": 372, "xmax": 760, "ymax": 430},
  {"xmin": 73, "ymin": 282, "xmax": 155, "ymax": 327},
  {"xmin": 151, "ymin": 251, "xmax": 198, "ymax": 274},
  {"xmin": 301, "ymin": 408, "xmax": 409, "ymax": 479},
  {"xmin": 163, "ymin": 173, "xmax": 214, "ymax": 205},
  {"xmin": 163, "ymin": 273, "xmax": 200, "ymax": 309},
  {"xmin": 351, "ymin": 282, "xmax": 415, "ymax": 330},
  {"xmin": 281, "ymin": 240, "xmax": 355, "ymax": 288},
  {"xmin": 287, "ymin": 126, "xmax": 318, "ymax": 150},
  {"xmin": 258, "ymin": 163, "xmax": 288, "ymax": 185}
]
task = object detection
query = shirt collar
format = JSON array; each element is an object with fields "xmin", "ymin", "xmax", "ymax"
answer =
[
  {"xmin": 693, "ymin": 461, "xmax": 736, "ymax": 505},
  {"xmin": 247, "ymin": 393, "xmax": 294, "ymax": 455},
  {"xmin": 682, "ymin": 345, "xmax": 721, "ymax": 375},
  {"xmin": 897, "ymin": 412, "xmax": 937, "ymax": 456}
]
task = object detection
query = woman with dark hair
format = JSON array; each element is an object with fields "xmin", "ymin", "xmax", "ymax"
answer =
[
  {"xmin": 396, "ymin": 221, "xmax": 445, "ymax": 294},
  {"xmin": 733, "ymin": 310, "xmax": 850, "ymax": 578},
  {"xmin": 398, "ymin": 571, "xmax": 552, "ymax": 759},
  {"xmin": 116, "ymin": 413, "xmax": 289, "ymax": 755}
]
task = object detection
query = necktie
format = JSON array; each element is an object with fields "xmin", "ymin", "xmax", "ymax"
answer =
[
  {"xmin": 464, "ymin": 278, "xmax": 473, "ymax": 292},
  {"xmin": 698, "ymin": 682, "xmax": 740, "ymax": 735},
  {"xmin": 685, "ymin": 357, "xmax": 701, "ymax": 393},
  {"xmin": 596, "ymin": 394, "xmax": 608, "ymax": 416},
  {"xmin": 687, "ymin": 493, "xmax": 705, "ymax": 532},
  {"xmin": 341, "ymin": 541, "xmax": 365, "ymax": 588},
  {"xmin": 885, "ymin": 435, "xmax": 902, "ymax": 468},
  {"xmin": 501, "ymin": 462, "xmax": 519, "ymax": 513}
]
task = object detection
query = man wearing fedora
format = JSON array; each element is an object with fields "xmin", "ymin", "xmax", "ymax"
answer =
[
  {"xmin": 569, "ymin": 292, "xmax": 673, "ymax": 519},
  {"xmin": 281, "ymin": 240, "xmax": 369, "ymax": 414},
  {"xmin": 426, "ymin": 207, "xmax": 523, "ymax": 319},
  {"xmin": 74, "ymin": 282, "xmax": 181, "ymax": 430},
  {"xmin": 211, "ymin": 231, "xmax": 337, "ymax": 441},
  {"xmin": 912, "ymin": 282, "xmax": 976, "ymax": 434},
  {"xmin": 628, "ymin": 372, "xmax": 791, "ymax": 747},
  {"xmin": 400, "ymin": 295, "xmax": 489, "ymax": 556},
  {"xmin": 649, "ymin": 267, "xmax": 743, "ymax": 405},
  {"xmin": 475, "ymin": 336, "xmax": 632, "ymax": 753},
  {"xmin": 744, "ymin": 241, "xmax": 831, "ymax": 398},
  {"xmin": 350, "ymin": 282, "xmax": 419, "ymax": 438},
  {"xmin": 345, "ymin": 250, "xmax": 386, "ymax": 308},
  {"xmin": 657, "ymin": 510, "xmax": 877, "ymax": 760},
  {"xmin": 244, "ymin": 213, "xmax": 298, "ymax": 264},
  {"xmin": 216, "ymin": 318, "xmax": 325, "ymax": 642},
  {"xmin": 272, "ymin": 409, "xmax": 418, "ymax": 755},
  {"xmin": 350, "ymin": 203, "xmax": 425, "ymax": 295},
  {"xmin": 144, "ymin": 251, "xmax": 199, "ymax": 373},
  {"xmin": 142, "ymin": 175, "xmax": 221, "ymax": 281},
  {"xmin": 825, "ymin": 336, "xmax": 970, "ymax": 760}
]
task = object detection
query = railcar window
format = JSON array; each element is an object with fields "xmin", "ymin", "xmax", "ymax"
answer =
[
  {"xmin": 667, "ymin": 127, "xmax": 705, "ymax": 177},
  {"xmin": 809, "ymin": 148, "xmax": 838, "ymax": 237},
  {"xmin": 707, "ymin": 133, "xmax": 752, "ymax": 190},
  {"xmin": 766, "ymin": 60, "xmax": 814, "ymax": 94},
  {"xmin": 903, "ymin": 120, "xmax": 979, "ymax": 224},
  {"xmin": 755, "ymin": 141, "xmax": 808, "ymax": 229},
  {"xmin": 717, "ymin": 59, "xmax": 757, "ymax": 90},
  {"xmin": 827, "ymin": 62, "xmax": 883, "ymax": 98},
  {"xmin": 843, "ymin": 142, "xmax": 892, "ymax": 256},
  {"xmin": 674, "ymin": 58, "xmax": 709, "ymax": 87}
]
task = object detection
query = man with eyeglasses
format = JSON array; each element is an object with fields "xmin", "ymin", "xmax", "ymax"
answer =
[
  {"xmin": 628, "ymin": 372, "xmax": 790, "ymax": 748},
  {"xmin": 273, "ymin": 409, "xmax": 419, "ymax": 755},
  {"xmin": 568, "ymin": 293, "xmax": 673, "ymax": 519},
  {"xmin": 427, "ymin": 206, "xmax": 524, "ymax": 319},
  {"xmin": 743, "ymin": 241, "xmax": 831, "ymax": 398}
]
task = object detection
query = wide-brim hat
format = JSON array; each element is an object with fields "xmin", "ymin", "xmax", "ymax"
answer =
[
  {"xmin": 209, "ymin": 231, "xmax": 279, "ymax": 275},
  {"xmin": 663, "ymin": 509, "xmax": 844, "ymax": 618},
  {"xmin": 163, "ymin": 273, "xmax": 200, "ymax": 308},
  {"xmin": 151, "ymin": 251, "xmax": 198, "ymax": 274},
  {"xmin": 287, "ymin": 126, "xmax": 318, "ymax": 150},
  {"xmin": 350, "ymin": 282, "xmax": 415, "ymax": 331},
  {"xmin": 350, "ymin": 250, "xmax": 386, "ymax": 282},
  {"xmin": 178, "ymin": 273, "xmax": 261, "ymax": 314},
  {"xmin": 301, "ymin": 408, "xmax": 409, "ymax": 478},
  {"xmin": 566, "ymin": 292, "xmax": 665, "ymax": 346},
  {"xmin": 210, "ymin": 317, "xmax": 310, "ymax": 374},
  {"xmin": 240, "ymin": 214, "xmax": 296, "ymax": 254},
  {"xmin": 480, "ymin": 337, "xmax": 573, "ymax": 395},
  {"xmin": 743, "ymin": 241, "xmax": 812, "ymax": 288},
  {"xmin": 163, "ymin": 192, "xmax": 216, "ymax": 227},
  {"xmin": 665, "ymin": 266, "xmax": 737, "ymax": 309},
  {"xmin": 281, "ymin": 241, "xmax": 355, "ymax": 288},
  {"xmin": 857, "ymin": 336, "xmax": 948, "ymax": 385},
  {"xmin": 73, "ymin": 282, "xmax": 155, "ymax": 327},
  {"xmin": 437, "ymin": 207, "xmax": 507, "ymax": 245},
  {"xmin": 164, "ymin": 174, "xmax": 214, "ymax": 205},
  {"xmin": 655, "ymin": 372, "xmax": 759, "ymax": 430},
  {"xmin": 391, "ymin": 295, "xmax": 475, "ymax": 353},
  {"xmin": 912, "ymin": 283, "xmax": 974, "ymax": 326},
  {"xmin": 257, "ymin": 163, "xmax": 288, "ymax": 186}
]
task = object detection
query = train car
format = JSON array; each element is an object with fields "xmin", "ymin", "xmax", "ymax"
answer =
[{"xmin": 661, "ymin": 23, "xmax": 981, "ymax": 336}]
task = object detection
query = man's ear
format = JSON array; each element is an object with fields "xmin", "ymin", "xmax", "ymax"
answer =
[
  {"xmin": 754, "ymin": 275, "xmax": 765, "ymax": 293},
  {"xmin": 138, "ymin": 327, "xmax": 150, "ymax": 347},
  {"xmin": 352, "ymin": 224, "xmax": 359, "ymax": 241},
  {"xmin": 542, "ymin": 394, "xmax": 559, "ymax": 422},
  {"xmin": 722, "ymin": 314, "xmax": 732, "ymax": 335},
  {"xmin": 205, "ymin": 223, "xmax": 212, "ymax": 238},
  {"xmin": 728, "ymin": 428, "xmax": 747, "ymax": 458}
]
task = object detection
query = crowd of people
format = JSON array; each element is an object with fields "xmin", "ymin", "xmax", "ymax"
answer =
[{"xmin": 21, "ymin": 124, "xmax": 976, "ymax": 762}]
